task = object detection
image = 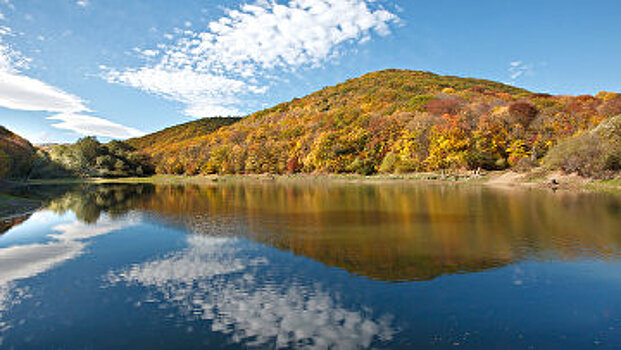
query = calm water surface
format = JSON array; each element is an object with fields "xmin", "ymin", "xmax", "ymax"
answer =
[{"xmin": 1, "ymin": 182, "xmax": 621, "ymax": 349}]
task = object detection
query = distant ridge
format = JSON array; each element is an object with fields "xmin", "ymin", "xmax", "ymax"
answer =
[{"xmin": 126, "ymin": 117, "xmax": 241, "ymax": 153}]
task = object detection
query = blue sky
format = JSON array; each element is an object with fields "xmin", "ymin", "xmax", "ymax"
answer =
[{"xmin": 0, "ymin": 0, "xmax": 619, "ymax": 143}]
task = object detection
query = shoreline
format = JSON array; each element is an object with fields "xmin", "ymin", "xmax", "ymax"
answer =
[{"xmin": 20, "ymin": 170, "xmax": 621, "ymax": 193}]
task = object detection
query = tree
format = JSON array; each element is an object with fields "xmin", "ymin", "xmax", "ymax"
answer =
[
  {"xmin": 44, "ymin": 137, "xmax": 154, "ymax": 178},
  {"xmin": 508, "ymin": 102, "xmax": 538, "ymax": 127},
  {"xmin": 425, "ymin": 115, "xmax": 472, "ymax": 171},
  {"xmin": 0, "ymin": 149, "xmax": 10, "ymax": 178}
]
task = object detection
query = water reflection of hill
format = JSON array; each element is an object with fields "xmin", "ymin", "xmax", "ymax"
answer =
[
  {"xmin": 1, "ymin": 215, "xmax": 31, "ymax": 235},
  {"xmin": 44, "ymin": 183, "xmax": 621, "ymax": 283}
]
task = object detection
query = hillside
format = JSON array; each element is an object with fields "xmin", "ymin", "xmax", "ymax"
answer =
[
  {"xmin": 130, "ymin": 69, "xmax": 621, "ymax": 177},
  {"xmin": 126, "ymin": 117, "xmax": 241, "ymax": 153},
  {"xmin": 0, "ymin": 126, "xmax": 36, "ymax": 179}
]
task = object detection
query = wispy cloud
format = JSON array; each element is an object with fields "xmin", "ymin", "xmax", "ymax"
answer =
[
  {"xmin": 0, "ymin": 72, "xmax": 88, "ymax": 112},
  {"xmin": 0, "ymin": 22, "xmax": 143, "ymax": 139},
  {"xmin": 47, "ymin": 113, "xmax": 144, "ymax": 139},
  {"xmin": 0, "ymin": 0, "xmax": 14, "ymax": 11},
  {"xmin": 508, "ymin": 60, "xmax": 534, "ymax": 82},
  {"xmin": 76, "ymin": 0, "xmax": 89, "ymax": 8},
  {"xmin": 0, "ymin": 26, "xmax": 29, "ymax": 72},
  {"xmin": 104, "ymin": 0, "xmax": 398, "ymax": 118}
]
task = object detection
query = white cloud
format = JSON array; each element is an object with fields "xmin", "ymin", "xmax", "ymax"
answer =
[
  {"xmin": 0, "ymin": 71, "xmax": 88, "ymax": 112},
  {"xmin": 134, "ymin": 48, "xmax": 158, "ymax": 57},
  {"xmin": 105, "ymin": 67, "xmax": 267, "ymax": 118},
  {"xmin": 47, "ymin": 113, "xmax": 145, "ymax": 138},
  {"xmin": 194, "ymin": 0, "xmax": 397, "ymax": 71},
  {"xmin": 76, "ymin": 0, "xmax": 89, "ymax": 8},
  {"xmin": 50, "ymin": 215, "xmax": 140, "ymax": 241},
  {"xmin": 105, "ymin": 0, "xmax": 398, "ymax": 118}
]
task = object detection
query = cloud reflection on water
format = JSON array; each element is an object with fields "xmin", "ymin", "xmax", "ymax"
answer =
[
  {"xmin": 106, "ymin": 235, "xmax": 396, "ymax": 349},
  {"xmin": 0, "ymin": 212, "xmax": 138, "ymax": 334}
]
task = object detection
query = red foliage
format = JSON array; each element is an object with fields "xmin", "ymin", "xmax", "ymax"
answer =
[
  {"xmin": 598, "ymin": 96, "xmax": 621, "ymax": 117},
  {"xmin": 494, "ymin": 92, "xmax": 513, "ymax": 101},
  {"xmin": 576, "ymin": 95, "xmax": 598, "ymax": 103},
  {"xmin": 286, "ymin": 156, "xmax": 302, "ymax": 174},
  {"xmin": 437, "ymin": 114, "xmax": 470, "ymax": 131},
  {"xmin": 426, "ymin": 97, "xmax": 462, "ymax": 116},
  {"xmin": 508, "ymin": 102, "xmax": 538, "ymax": 126},
  {"xmin": 566, "ymin": 96, "xmax": 601, "ymax": 116}
]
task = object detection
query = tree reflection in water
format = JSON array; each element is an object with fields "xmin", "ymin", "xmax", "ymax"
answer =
[{"xmin": 34, "ymin": 182, "xmax": 621, "ymax": 282}]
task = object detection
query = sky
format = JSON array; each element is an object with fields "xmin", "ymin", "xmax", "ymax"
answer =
[{"xmin": 0, "ymin": 0, "xmax": 619, "ymax": 144}]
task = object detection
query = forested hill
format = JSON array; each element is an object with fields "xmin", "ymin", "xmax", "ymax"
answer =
[
  {"xmin": 5, "ymin": 70, "xmax": 619, "ymax": 181},
  {"xmin": 0, "ymin": 126, "xmax": 36, "ymax": 179},
  {"xmin": 130, "ymin": 69, "xmax": 620, "ymax": 177}
]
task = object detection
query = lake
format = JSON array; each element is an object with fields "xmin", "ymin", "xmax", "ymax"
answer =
[{"xmin": 1, "ymin": 182, "xmax": 621, "ymax": 349}]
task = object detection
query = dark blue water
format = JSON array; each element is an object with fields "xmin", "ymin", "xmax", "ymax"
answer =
[{"xmin": 1, "ymin": 183, "xmax": 621, "ymax": 349}]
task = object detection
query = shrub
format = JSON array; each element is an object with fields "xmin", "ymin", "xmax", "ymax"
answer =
[
  {"xmin": 346, "ymin": 157, "xmax": 375, "ymax": 175},
  {"xmin": 544, "ymin": 115, "xmax": 621, "ymax": 178},
  {"xmin": 405, "ymin": 95, "xmax": 434, "ymax": 112},
  {"xmin": 379, "ymin": 152, "xmax": 398, "ymax": 173},
  {"xmin": 545, "ymin": 134, "xmax": 609, "ymax": 178},
  {"xmin": 0, "ymin": 149, "xmax": 10, "ymax": 178}
]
